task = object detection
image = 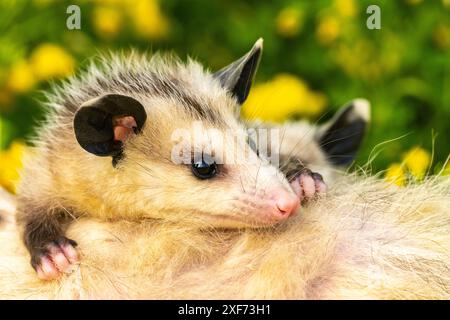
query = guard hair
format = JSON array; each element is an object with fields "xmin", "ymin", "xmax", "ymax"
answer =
[{"xmin": 1, "ymin": 174, "xmax": 448, "ymax": 299}]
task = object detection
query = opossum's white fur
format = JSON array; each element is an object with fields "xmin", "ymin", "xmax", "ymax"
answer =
[
  {"xmin": 1, "ymin": 175, "xmax": 449, "ymax": 299},
  {"xmin": 19, "ymin": 51, "xmax": 301, "ymax": 229}
]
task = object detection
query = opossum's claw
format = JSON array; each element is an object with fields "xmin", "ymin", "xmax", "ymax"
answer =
[
  {"xmin": 290, "ymin": 169, "xmax": 327, "ymax": 203},
  {"xmin": 31, "ymin": 237, "xmax": 79, "ymax": 281}
]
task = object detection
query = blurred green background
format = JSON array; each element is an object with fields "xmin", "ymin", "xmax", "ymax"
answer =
[{"xmin": 0, "ymin": 0, "xmax": 449, "ymax": 192}]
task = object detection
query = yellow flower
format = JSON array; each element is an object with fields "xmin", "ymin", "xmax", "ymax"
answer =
[
  {"xmin": 129, "ymin": 0, "xmax": 169, "ymax": 40},
  {"xmin": 30, "ymin": 44, "xmax": 75, "ymax": 80},
  {"xmin": 332, "ymin": 38, "xmax": 399, "ymax": 81},
  {"xmin": 403, "ymin": 147, "xmax": 431, "ymax": 180},
  {"xmin": 385, "ymin": 163, "xmax": 406, "ymax": 187},
  {"xmin": 6, "ymin": 60, "xmax": 36, "ymax": 93},
  {"xmin": 276, "ymin": 7, "xmax": 303, "ymax": 38},
  {"xmin": 334, "ymin": 0, "xmax": 357, "ymax": 18},
  {"xmin": 92, "ymin": 6, "xmax": 123, "ymax": 39},
  {"xmin": 316, "ymin": 16, "xmax": 340, "ymax": 45},
  {"xmin": 242, "ymin": 74, "xmax": 327, "ymax": 123},
  {"xmin": 0, "ymin": 141, "xmax": 27, "ymax": 194},
  {"xmin": 433, "ymin": 24, "xmax": 449, "ymax": 50}
]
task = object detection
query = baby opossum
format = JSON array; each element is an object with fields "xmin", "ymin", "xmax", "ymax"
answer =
[{"xmin": 16, "ymin": 39, "xmax": 369, "ymax": 280}]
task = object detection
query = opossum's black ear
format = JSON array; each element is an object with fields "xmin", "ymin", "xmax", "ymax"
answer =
[
  {"xmin": 317, "ymin": 99, "xmax": 370, "ymax": 166},
  {"xmin": 213, "ymin": 38, "xmax": 263, "ymax": 104},
  {"xmin": 74, "ymin": 94, "xmax": 147, "ymax": 158}
]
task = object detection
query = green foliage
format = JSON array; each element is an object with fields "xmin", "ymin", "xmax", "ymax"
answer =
[{"xmin": 0, "ymin": 0, "xmax": 448, "ymax": 171}]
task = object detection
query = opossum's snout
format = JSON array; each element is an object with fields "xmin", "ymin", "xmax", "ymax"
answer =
[
  {"xmin": 222, "ymin": 163, "xmax": 301, "ymax": 227},
  {"xmin": 273, "ymin": 190, "xmax": 299, "ymax": 217},
  {"xmin": 261, "ymin": 187, "xmax": 300, "ymax": 222},
  {"xmin": 239, "ymin": 185, "xmax": 300, "ymax": 226}
]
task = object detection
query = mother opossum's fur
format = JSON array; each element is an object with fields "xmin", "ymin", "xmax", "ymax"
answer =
[
  {"xmin": 0, "ymin": 175, "xmax": 449, "ymax": 299},
  {"xmin": 3, "ymin": 44, "xmax": 449, "ymax": 299}
]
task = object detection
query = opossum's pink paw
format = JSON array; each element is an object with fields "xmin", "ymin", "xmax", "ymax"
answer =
[
  {"xmin": 36, "ymin": 256, "xmax": 59, "ymax": 280},
  {"xmin": 290, "ymin": 170, "xmax": 327, "ymax": 203},
  {"xmin": 31, "ymin": 237, "xmax": 79, "ymax": 281}
]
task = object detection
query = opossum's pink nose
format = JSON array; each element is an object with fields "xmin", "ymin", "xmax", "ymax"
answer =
[{"xmin": 274, "ymin": 192, "xmax": 300, "ymax": 217}]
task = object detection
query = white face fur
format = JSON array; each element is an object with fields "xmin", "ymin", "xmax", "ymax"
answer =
[
  {"xmin": 125, "ymin": 116, "xmax": 298, "ymax": 228},
  {"xmin": 71, "ymin": 40, "xmax": 370, "ymax": 229}
]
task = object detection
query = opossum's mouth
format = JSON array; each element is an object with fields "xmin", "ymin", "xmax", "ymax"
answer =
[
  {"xmin": 207, "ymin": 214, "xmax": 288, "ymax": 228},
  {"xmin": 194, "ymin": 201, "xmax": 299, "ymax": 229},
  {"xmin": 211, "ymin": 188, "xmax": 299, "ymax": 228}
]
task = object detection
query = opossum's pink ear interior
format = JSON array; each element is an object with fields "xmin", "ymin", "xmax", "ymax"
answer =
[
  {"xmin": 317, "ymin": 99, "xmax": 371, "ymax": 166},
  {"xmin": 74, "ymin": 94, "xmax": 147, "ymax": 158},
  {"xmin": 213, "ymin": 38, "xmax": 263, "ymax": 104}
]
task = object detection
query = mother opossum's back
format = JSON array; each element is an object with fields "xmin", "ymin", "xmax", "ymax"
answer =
[{"xmin": 0, "ymin": 176, "xmax": 449, "ymax": 299}]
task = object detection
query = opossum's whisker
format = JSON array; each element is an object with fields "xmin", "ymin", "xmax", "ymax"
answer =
[
  {"xmin": 278, "ymin": 125, "xmax": 287, "ymax": 156},
  {"xmin": 244, "ymin": 100, "xmax": 264, "ymax": 122},
  {"xmin": 58, "ymin": 203, "xmax": 79, "ymax": 223},
  {"xmin": 318, "ymin": 131, "xmax": 362, "ymax": 149},
  {"xmin": 253, "ymin": 161, "xmax": 262, "ymax": 193},
  {"xmin": 132, "ymin": 161, "xmax": 156, "ymax": 177},
  {"xmin": 278, "ymin": 112, "xmax": 329, "ymax": 172},
  {"xmin": 239, "ymin": 173, "xmax": 247, "ymax": 195}
]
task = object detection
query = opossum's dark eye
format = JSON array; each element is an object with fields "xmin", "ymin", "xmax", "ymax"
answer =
[{"xmin": 191, "ymin": 158, "xmax": 217, "ymax": 179}]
